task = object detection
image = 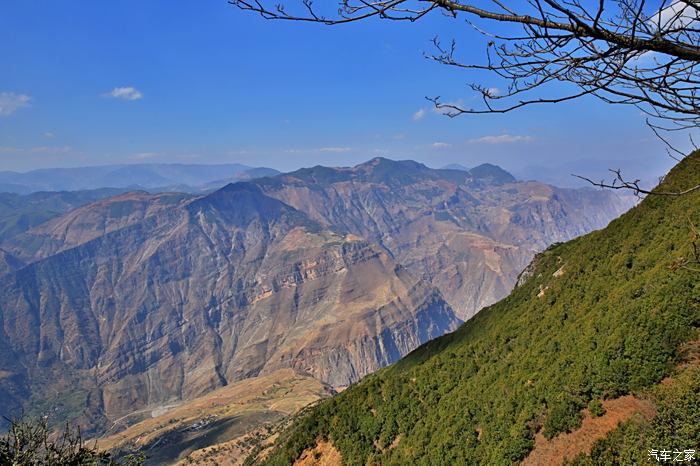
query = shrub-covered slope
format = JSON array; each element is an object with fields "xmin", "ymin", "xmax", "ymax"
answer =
[
  {"xmin": 258, "ymin": 153, "xmax": 700, "ymax": 465},
  {"xmin": 567, "ymin": 361, "xmax": 699, "ymax": 465}
]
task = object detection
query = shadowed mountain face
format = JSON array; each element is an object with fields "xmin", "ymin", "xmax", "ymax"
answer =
[
  {"xmin": 0, "ymin": 158, "xmax": 633, "ymax": 434},
  {"xmin": 0, "ymin": 181, "xmax": 458, "ymax": 433},
  {"xmin": 254, "ymin": 158, "xmax": 635, "ymax": 319}
]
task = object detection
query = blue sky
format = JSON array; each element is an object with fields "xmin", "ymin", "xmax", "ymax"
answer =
[{"xmin": 0, "ymin": 1, "xmax": 682, "ymax": 186}]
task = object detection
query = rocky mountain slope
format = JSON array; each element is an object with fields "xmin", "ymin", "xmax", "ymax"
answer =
[
  {"xmin": 0, "ymin": 158, "xmax": 634, "ymax": 440},
  {"xmin": 0, "ymin": 182, "xmax": 458, "ymax": 434},
  {"xmin": 2, "ymin": 191, "xmax": 192, "ymax": 262},
  {"xmin": 254, "ymin": 158, "xmax": 635, "ymax": 319},
  {"xmin": 0, "ymin": 188, "xmax": 131, "ymax": 243},
  {"xmin": 254, "ymin": 154, "xmax": 700, "ymax": 465},
  {"xmin": 0, "ymin": 248, "xmax": 23, "ymax": 276}
]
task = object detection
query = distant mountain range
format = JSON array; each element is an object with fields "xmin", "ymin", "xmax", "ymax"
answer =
[
  {"xmin": 0, "ymin": 163, "xmax": 280, "ymax": 194},
  {"xmin": 0, "ymin": 158, "xmax": 635, "ymax": 446}
]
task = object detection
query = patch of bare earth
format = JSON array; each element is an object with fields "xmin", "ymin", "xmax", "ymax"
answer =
[
  {"xmin": 293, "ymin": 439, "xmax": 342, "ymax": 466},
  {"xmin": 521, "ymin": 395, "xmax": 655, "ymax": 466},
  {"xmin": 388, "ymin": 434, "xmax": 402, "ymax": 450},
  {"xmin": 678, "ymin": 334, "xmax": 700, "ymax": 368},
  {"xmin": 373, "ymin": 433, "xmax": 401, "ymax": 453}
]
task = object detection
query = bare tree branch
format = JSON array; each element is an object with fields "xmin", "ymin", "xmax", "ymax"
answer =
[
  {"xmin": 574, "ymin": 168, "xmax": 700, "ymax": 197},
  {"xmin": 229, "ymin": 0, "xmax": 700, "ymax": 125},
  {"xmin": 230, "ymin": 0, "xmax": 700, "ymax": 194}
]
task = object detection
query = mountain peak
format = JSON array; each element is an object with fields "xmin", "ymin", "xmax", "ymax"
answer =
[
  {"xmin": 190, "ymin": 182, "xmax": 305, "ymax": 227},
  {"xmin": 274, "ymin": 158, "xmax": 520, "ymax": 188},
  {"xmin": 469, "ymin": 163, "xmax": 516, "ymax": 184},
  {"xmin": 273, "ymin": 158, "xmax": 437, "ymax": 188},
  {"xmin": 358, "ymin": 158, "xmax": 515, "ymax": 186},
  {"xmin": 355, "ymin": 158, "xmax": 446, "ymax": 186},
  {"xmin": 355, "ymin": 157, "xmax": 428, "ymax": 173}
]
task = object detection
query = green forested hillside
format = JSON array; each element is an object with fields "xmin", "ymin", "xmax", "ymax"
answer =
[{"xmin": 258, "ymin": 154, "xmax": 700, "ymax": 465}]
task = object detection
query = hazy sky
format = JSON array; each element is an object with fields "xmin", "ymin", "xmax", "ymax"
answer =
[{"xmin": 0, "ymin": 1, "xmax": 684, "ymax": 186}]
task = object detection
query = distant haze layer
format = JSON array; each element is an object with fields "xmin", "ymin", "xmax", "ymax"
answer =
[{"xmin": 0, "ymin": 163, "xmax": 280, "ymax": 194}]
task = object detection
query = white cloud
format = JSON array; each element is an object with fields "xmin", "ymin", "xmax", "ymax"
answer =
[
  {"xmin": 468, "ymin": 134, "xmax": 533, "ymax": 144},
  {"xmin": 630, "ymin": 50, "xmax": 660, "ymax": 65},
  {"xmin": 106, "ymin": 86, "xmax": 143, "ymax": 101},
  {"xmin": 654, "ymin": 1, "xmax": 697, "ymax": 30},
  {"xmin": 43, "ymin": 132, "xmax": 56, "ymax": 139},
  {"xmin": 413, "ymin": 108, "xmax": 427, "ymax": 121},
  {"xmin": 0, "ymin": 92, "xmax": 31, "ymax": 117},
  {"xmin": 318, "ymin": 147, "xmax": 352, "ymax": 153},
  {"xmin": 486, "ymin": 87, "xmax": 500, "ymax": 96},
  {"xmin": 432, "ymin": 142, "xmax": 452, "ymax": 149}
]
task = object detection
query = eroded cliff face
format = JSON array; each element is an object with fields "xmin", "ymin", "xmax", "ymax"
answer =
[
  {"xmin": 254, "ymin": 158, "xmax": 635, "ymax": 319},
  {"xmin": 0, "ymin": 183, "xmax": 458, "ymax": 431}
]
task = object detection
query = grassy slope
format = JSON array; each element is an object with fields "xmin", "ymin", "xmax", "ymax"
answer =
[{"xmin": 259, "ymin": 153, "xmax": 700, "ymax": 466}]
